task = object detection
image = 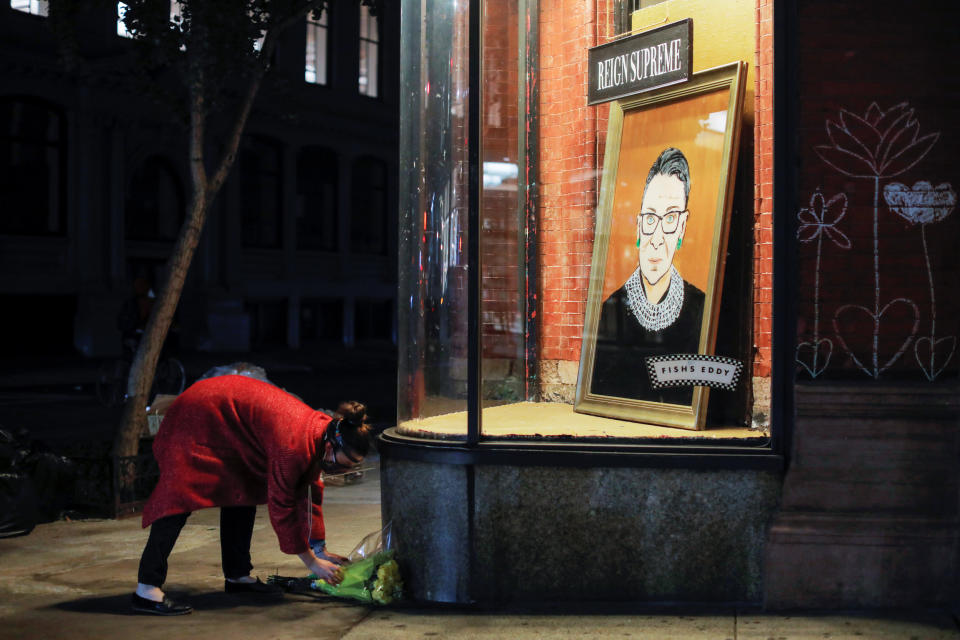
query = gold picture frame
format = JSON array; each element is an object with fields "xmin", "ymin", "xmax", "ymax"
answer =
[{"xmin": 574, "ymin": 61, "xmax": 747, "ymax": 430}]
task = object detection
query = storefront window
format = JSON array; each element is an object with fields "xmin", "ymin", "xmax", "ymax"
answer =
[
  {"xmin": 397, "ymin": 0, "xmax": 773, "ymax": 448},
  {"xmin": 397, "ymin": 0, "xmax": 470, "ymax": 436}
]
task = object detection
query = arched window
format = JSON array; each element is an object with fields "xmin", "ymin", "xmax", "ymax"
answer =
[
  {"xmin": 297, "ymin": 146, "xmax": 338, "ymax": 251},
  {"xmin": 350, "ymin": 155, "xmax": 388, "ymax": 255},
  {"xmin": 0, "ymin": 96, "xmax": 66, "ymax": 236},
  {"xmin": 125, "ymin": 156, "xmax": 185, "ymax": 241},
  {"xmin": 240, "ymin": 136, "xmax": 283, "ymax": 249}
]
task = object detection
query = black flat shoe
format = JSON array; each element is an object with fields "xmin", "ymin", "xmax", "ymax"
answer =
[
  {"xmin": 130, "ymin": 592, "xmax": 193, "ymax": 616},
  {"xmin": 224, "ymin": 577, "xmax": 283, "ymax": 596}
]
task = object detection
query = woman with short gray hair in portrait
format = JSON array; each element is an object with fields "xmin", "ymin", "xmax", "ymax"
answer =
[{"xmin": 591, "ymin": 147, "xmax": 705, "ymax": 404}]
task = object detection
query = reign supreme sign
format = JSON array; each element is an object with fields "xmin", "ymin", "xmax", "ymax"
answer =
[{"xmin": 587, "ymin": 19, "xmax": 692, "ymax": 105}]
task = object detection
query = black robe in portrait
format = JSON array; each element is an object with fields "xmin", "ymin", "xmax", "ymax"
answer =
[{"xmin": 590, "ymin": 280, "xmax": 705, "ymax": 405}]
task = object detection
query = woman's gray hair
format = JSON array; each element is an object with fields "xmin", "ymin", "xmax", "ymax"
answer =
[{"xmin": 644, "ymin": 147, "xmax": 690, "ymax": 205}]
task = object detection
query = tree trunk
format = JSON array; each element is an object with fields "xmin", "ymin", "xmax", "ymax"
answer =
[
  {"xmin": 111, "ymin": 29, "xmax": 278, "ymax": 459},
  {"xmin": 112, "ymin": 50, "xmax": 213, "ymax": 459},
  {"xmin": 112, "ymin": 192, "xmax": 208, "ymax": 458}
]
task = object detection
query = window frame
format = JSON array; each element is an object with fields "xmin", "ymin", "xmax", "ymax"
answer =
[
  {"xmin": 239, "ymin": 136, "xmax": 284, "ymax": 250},
  {"xmin": 349, "ymin": 155, "xmax": 389, "ymax": 256},
  {"xmin": 305, "ymin": 6, "xmax": 331, "ymax": 86},
  {"xmin": 358, "ymin": 2, "xmax": 381, "ymax": 98},
  {"xmin": 387, "ymin": 0, "xmax": 789, "ymax": 469},
  {"xmin": 296, "ymin": 145, "xmax": 339, "ymax": 252},
  {"xmin": 0, "ymin": 96, "xmax": 68, "ymax": 237}
]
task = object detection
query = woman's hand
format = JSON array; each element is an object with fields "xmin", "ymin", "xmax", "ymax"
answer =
[
  {"xmin": 297, "ymin": 550, "xmax": 342, "ymax": 584},
  {"xmin": 309, "ymin": 538, "xmax": 348, "ymax": 565},
  {"xmin": 318, "ymin": 549, "xmax": 349, "ymax": 565}
]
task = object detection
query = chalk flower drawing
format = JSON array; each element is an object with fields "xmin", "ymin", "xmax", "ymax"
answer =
[
  {"xmin": 814, "ymin": 102, "xmax": 940, "ymax": 179},
  {"xmin": 796, "ymin": 189, "xmax": 850, "ymax": 378},
  {"xmin": 816, "ymin": 102, "xmax": 938, "ymax": 378},
  {"xmin": 884, "ymin": 181, "xmax": 957, "ymax": 380}
]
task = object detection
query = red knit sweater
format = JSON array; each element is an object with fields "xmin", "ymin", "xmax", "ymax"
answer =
[{"xmin": 141, "ymin": 375, "xmax": 333, "ymax": 554}]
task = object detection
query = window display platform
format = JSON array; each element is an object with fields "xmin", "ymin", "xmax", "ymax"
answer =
[{"xmin": 397, "ymin": 400, "xmax": 765, "ymax": 441}]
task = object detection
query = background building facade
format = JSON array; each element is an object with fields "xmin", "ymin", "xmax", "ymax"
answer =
[{"xmin": 0, "ymin": 1, "xmax": 400, "ymax": 359}]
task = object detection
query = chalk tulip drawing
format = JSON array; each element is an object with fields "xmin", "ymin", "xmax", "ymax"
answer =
[
  {"xmin": 811, "ymin": 102, "xmax": 940, "ymax": 379},
  {"xmin": 883, "ymin": 181, "xmax": 957, "ymax": 380},
  {"xmin": 795, "ymin": 189, "xmax": 850, "ymax": 378}
]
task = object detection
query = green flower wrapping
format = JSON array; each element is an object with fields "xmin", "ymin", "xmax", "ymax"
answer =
[{"xmin": 310, "ymin": 549, "xmax": 403, "ymax": 604}]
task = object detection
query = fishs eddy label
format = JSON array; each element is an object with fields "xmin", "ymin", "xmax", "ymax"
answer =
[
  {"xmin": 587, "ymin": 19, "xmax": 692, "ymax": 105},
  {"xmin": 645, "ymin": 354, "xmax": 743, "ymax": 391}
]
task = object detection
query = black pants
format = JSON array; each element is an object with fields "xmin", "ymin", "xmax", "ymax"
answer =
[{"xmin": 137, "ymin": 505, "xmax": 257, "ymax": 588}]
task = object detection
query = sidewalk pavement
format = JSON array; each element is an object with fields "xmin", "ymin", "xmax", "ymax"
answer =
[{"xmin": 2, "ymin": 460, "xmax": 959, "ymax": 640}]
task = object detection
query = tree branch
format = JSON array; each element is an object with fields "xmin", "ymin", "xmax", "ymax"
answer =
[{"xmin": 208, "ymin": 3, "xmax": 313, "ymax": 193}]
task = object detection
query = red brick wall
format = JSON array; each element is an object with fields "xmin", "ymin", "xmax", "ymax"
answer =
[
  {"xmin": 538, "ymin": 0, "xmax": 608, "ymax": 363},
  {"xmin": 753, "ymin": 0, "xmax": 774, "ymax": 378},
  {"xmin": 794, "ymin": 1, "xmax": 960, "ymax": 382},
  {"xmin": 481, "ymin": 2, "xmax": 522, "ymax": 362}
]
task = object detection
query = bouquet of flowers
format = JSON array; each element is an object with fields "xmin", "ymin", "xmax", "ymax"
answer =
[
  {"xmin": 269, "ymin": 523, "xmax": 403, "ymax": 605},
  {"xmin": 311, "ymin": 548, "xmax": 402, "ymax": 604}
]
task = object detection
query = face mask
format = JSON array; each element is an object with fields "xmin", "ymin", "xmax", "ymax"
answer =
[{"xmin": 320, "ymin": 420, "xmax": 363, "ymax": 472}]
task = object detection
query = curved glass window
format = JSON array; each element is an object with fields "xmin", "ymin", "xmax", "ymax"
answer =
[
  {"xmin": 397, "ymin": 0, "xmax": 470, "ymax": 436},
  {"xmin": 398, "ymin": 0, "xmax": 773, "ymax": 450}
]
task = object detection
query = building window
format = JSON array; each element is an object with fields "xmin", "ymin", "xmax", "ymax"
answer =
[
  {"xmin": 117, "ymin": 2, "xmax": 132, "ymax": 37},
  {"xmin": 350, "ymin": 156, "xmax": 388, "ymax": 255},
  {"xmin": 125, "ymin": 156, "xmax": 184, "ymax": 241},
  {"xmin": 355, "ymin": 298, "xmax": 393, "ymax": 343},
  {"xmin": 297, "ymin": 146, "xmax": 338, "ymax": 251},
  {"xmin": 10, "ymin": 0, "xmax": 48, "ymax": 16},
  {"xmin": 240, "ymin": 137, "xmax": 283, "ymax": 249},
  {"xmin": 246, "ymin": 299, "xmax": 287, "ymax": 348},
  {"xmin": 358, "ymin": 3, "xmax": 380, "ymax": 97},
  {"xmin": 305, "ymin": 9, "xmax": 329, "ymax": 85},
  {"xmin": 118, "ymin": 2, "xmax": 183, "ymax": 40},
  {"xmin": 301, "ymin": 298, "xmax": 343, "ymax": 344},
  {"xmin": 0, "ymin": 97, "xmax": 65, "ymax": 236}
]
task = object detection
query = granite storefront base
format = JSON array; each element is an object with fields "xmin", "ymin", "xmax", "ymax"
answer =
[{"xmin": 380, "ymin": 452, "xmax": 782, "ymax": 604}]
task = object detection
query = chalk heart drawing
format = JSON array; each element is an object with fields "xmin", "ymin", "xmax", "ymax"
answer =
[
  {"xmin": 833, "ymin": 299, "xmax": 920, "ymax": 377},
  {"xmin": 884, "ymin": 181, "xmax": 957, "ymax": 225},
  {"xmin": 796, "ymin": 338, "xmax": 833, "ymax": 378},
  {"xmin": 914, "ymin": 336, "xmax": 956, "ymax": 381}
]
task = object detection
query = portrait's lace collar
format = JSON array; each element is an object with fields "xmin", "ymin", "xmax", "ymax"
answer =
[{"xmin": 624, "ymin": 265, "xmax": 684, "ymax": 332}]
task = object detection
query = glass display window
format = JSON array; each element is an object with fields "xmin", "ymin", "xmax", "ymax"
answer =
[{"xmin": 397, "ymin": 0, "xmax": 775, "ymax": 454}]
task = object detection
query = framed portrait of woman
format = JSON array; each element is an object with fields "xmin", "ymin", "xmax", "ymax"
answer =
[{"xmin": 574, "ymin": 61, "xmax": 747, "ymax": 430}]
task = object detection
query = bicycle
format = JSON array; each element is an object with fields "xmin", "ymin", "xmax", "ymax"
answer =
[{"xmin": 96, "ymin": 354, "xmax": 186, "ymax": 408}]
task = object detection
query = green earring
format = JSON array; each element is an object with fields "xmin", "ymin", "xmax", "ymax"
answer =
[
  {"xmin": 676, "ymin": 237, "xmax": 682, "ymax": 250},
  {"xmin": 636, "ymin": 238, "xmax": 640, "ymax": 248}
]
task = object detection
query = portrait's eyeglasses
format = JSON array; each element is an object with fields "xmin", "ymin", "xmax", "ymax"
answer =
[{"xmin": 638, "ymin": 210, "xmax": 687, "ymax": 235}]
